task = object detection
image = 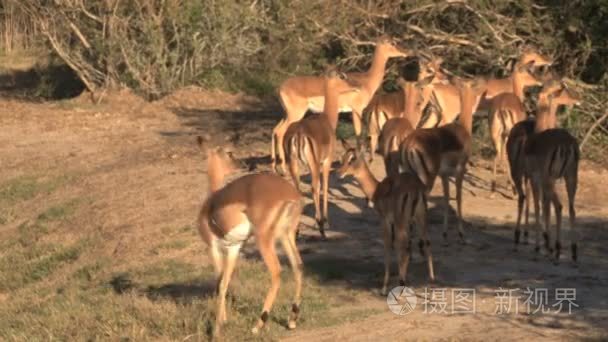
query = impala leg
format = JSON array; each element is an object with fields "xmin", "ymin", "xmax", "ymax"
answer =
[
  {"xmin": 455, "ymin": 171, "xmax": 466, "ymax": 244},
  {"xmin": 542, "ymin": 180, "xmax": 554, "ymax": 256},
  {"xmin": 523, "ymin": 178, "xmax": 531, "ymax": 244},
  {"xmin": 502, "ymin": 138, "xmax": 515, "ymax": 195},
  {"xmin": 381, "ymin": 219, "xmax": 392, "ymax": 296},
  {"xmin": 252, "ymin": 235, "xmax": 281, "ymax": 334},
  {"xmin": 565, "ymin": 169, "xmax": 578, "ymax": 263},
  {"xmin": 280, "ymin": 229, "xmax": 303, "ymax": 329},
  {"xmin": 213, "ymin": 244, "xmax": 240, "ymax": 339},
  {"xmin": 441, "ymin": 175, "xmax": 450, "ymax": 244},
  {"xmin": 513, "ymin": 175, "xmax": 525, "ymax": 250},
  {"xmin": 416, "ymin": 197, "xmax": 434, "ymax": 282},
  {"xmin": 303, "ymin": 146, "xmax": 324, "ymax": 238},
  {"xmin": 490, "ymin": 115, "xmax": 501, "ymax": 195},
  {"xmin": 321, "ymin": 160, "xmax": 331, "ymax": 232},
  {"xmin": 491, "ymin": 141, "xmax": 501, "ymax": 195},
  {"xmin": 288, "ymin": 156, "xmax": 302, "ymax": 194},
  {"xmin": 547, "ymin": 181, "xmax": 562, "ymax": 263},
  {"xmin": 352, "ymin": 110, "xmax": 363, "ymax": 151},
  {"xmin": 369, "ymin": 134, "xmax": 378, "ymax": 162},
  {"xmin": 271, "ymin": 119, "xmax": 284, "ymax": 172},
  {"xmin": 395, "ymin": 210, "xmax": 411, "ymax": 288},
  {"xmin": 531, "ymin": 178, "xmax": 542, "ymax": 256}
]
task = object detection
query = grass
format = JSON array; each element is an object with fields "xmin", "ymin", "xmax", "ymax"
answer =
[
  {"xmin": 0, "ymin": 174, "xmax": 73, "ymax": 205},
  {"xmin": 0, "ymin": 170, "xmax": 381, "ymax": 340},
  {"xmin": 0, "ymin": 247, "xmax": 382, "ymax": 341}
]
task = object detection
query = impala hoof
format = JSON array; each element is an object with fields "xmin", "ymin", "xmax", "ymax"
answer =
[
  {"xmin": 287, "ymin": 320, "xmax": 297, "ymax": 330},
  {"xmin": 251, "ymin": 326, "xmax": 260, "ymax": 335}
]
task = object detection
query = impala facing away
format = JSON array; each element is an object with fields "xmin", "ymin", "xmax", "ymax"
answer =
[
  {"xmin": 283, "ymin": 67, "xmax": 361, "ymax": 238},
  {"xmin": 487, "ymin": 61, "xmax": 543, "ymax": 193},
  {"xmin": 272, "ymin": 37, "xmax": 411, "ymax": 173},
  {"xmin": 399, "ymin": 77, "xmax": 487, "ymax": 243},
  {"xmin": 506, "ymin": 81, "xmax": 581, "ymax": 261},
  {"xmin": 338, "ymin": 142, "xmax": 434, "ymax": 295},
  {"xmin": 196, "ymin": 136, "xmax": 303, "ymax": 338},
  {"xmin": 377, "ymin": 75, "xmax": 436, "ymax": 176}
]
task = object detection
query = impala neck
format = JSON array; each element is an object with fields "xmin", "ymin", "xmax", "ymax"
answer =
[
  {"xmin": 460, "ymin": 94, "xmax": 476, "ymax": 136},
  {"xmin": 208, "ymin": 158, "xmax": 226, "ymax": 193},
  {"xmin": 512, "ymin": 74, "xmax": 525, "ymax": 102},
  {"xmin": 353, "ymin": 163, "xmax": 379, "ymax": 202},
  {"xmin": 365, "ymin": 49, "xmax": 389, "ymax": 94},
  {"xmin": 535, "ymin": 96, "xmax": 559, "ymax": 132},
  {"xmin": 323, "ymin": 78, "xmax": 344, "ymax": 130}
]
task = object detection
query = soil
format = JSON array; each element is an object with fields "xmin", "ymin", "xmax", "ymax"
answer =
[{"xmin": 1, "ymin": 87, "xmax": 607, "ymax": 341}]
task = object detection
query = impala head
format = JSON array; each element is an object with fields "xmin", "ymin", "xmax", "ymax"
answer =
[
  {"xmin": 324, "ymin": 66, "xmax": 361, "ymax": 94},
  {"xmin": 337, "ymin": 139, "xmax": 366, "ymax": 179},
  {"xmin": 513, "ymin": 60, "xmax": 543, "ymax": 88},
  {"xmin": 520, "ymin": 46, "xmax": 553, "ymax": 67},
  {"xmin": 418, "ymin": 56, "xmax": 447, "ymax": 82},
  {"xmin": 399, "ymin": 75, "xmax": 436, "ymax": 116},
  {"xmin": 505, "ymin": 46, "xmax": 553, "ymax": 71},
  {"xmin": 539, "ymin": 78, "xmax": 563, "ymax": 100},
  {"xmin": 549, "ymin": 86, "xmax": 582, "ymax": 107},
  {"xmin": 376, "ymin": 36, "xmax": 411, "ymax": 59},
  {"xmin": 197, "ymin": 135, "xmax": 240, "ymax": 181}
]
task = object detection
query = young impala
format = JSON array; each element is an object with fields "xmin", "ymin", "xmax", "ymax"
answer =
[
  {"xmin": 271, "ymin": 37, "xmax": 411, "ymax": 173},
  {"xmin": 338, "ymin": 141, "xmax": 434, "ymax": 295},
  {"xmin": 196, "ymin": 136, "xmax": 304, "ymax": 338},
  {"xmin": 506, "ymin": 81, "xmax": 581, "ymax": 261},
  {"xmin": 399, "ymin": 77, "xmax": 487, "ymax": 243},
  {"xmin": 283, "ymin": 67, "xmax": 361, "ymax": 238}
]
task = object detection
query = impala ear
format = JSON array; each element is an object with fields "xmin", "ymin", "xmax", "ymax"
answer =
[
  {"xmin": 196, "ymin": 134, "xmax": 212, "ymax": 152},
  {"xmin": 505, "ymin": 57, "xmax": 517, "ymax": 72}
]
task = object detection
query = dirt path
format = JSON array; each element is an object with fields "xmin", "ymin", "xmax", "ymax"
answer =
[{"xmin": 1, "ymin": 90, "xmax": 607, "ymax": 340}]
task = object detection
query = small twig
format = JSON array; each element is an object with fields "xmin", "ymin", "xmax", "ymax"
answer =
[{"xmin": 405, "ymin": 24, "xmax": 485, "ymax": 53}]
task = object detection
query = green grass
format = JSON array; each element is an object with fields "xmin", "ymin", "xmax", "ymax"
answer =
[
  {"xmin": 37, "ymin": 199, "xmax": 80, "ymax": 222},
  {"xmin": 0, "ymin": 240, "xmax": 83, "ymax": 291},
  {"xmin": 0, "ymin": 174, "xmax": 74, "ymax": 205},
  {"xmin": 0, "ymin": 252, "xmax": 382, "ymax": 341}
]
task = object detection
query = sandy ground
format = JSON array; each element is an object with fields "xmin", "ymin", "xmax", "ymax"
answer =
[{"xmin": 1, "ymin": 88, "xmax": 607, "ymax": 341}]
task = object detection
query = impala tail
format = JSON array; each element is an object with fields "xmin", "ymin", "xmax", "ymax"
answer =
[
  {"xmin": 402, "ymin": 146, "xmax": 433, "ymax": 191},
  {"xmin": 287, "ymin": 130, "xmax": 316, "ymax": 166}
]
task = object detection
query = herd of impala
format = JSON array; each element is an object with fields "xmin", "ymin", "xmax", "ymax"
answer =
[{"xmin": 195, "ymin": 36, "xmax": 583, "ymax": 338}]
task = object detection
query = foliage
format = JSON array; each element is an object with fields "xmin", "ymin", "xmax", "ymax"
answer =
[{"xmin": 4, "ymin": 0, "xmax": 608, "ymax": 156}]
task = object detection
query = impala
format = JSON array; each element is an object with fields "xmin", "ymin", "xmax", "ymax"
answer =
[
  {"xmin": 377, "ymin": 75, "xmax": 435, "ymax": 176},
  {"xmin": 506, "ymin": 81, "xmax": 581, "ymax": 260},
  {"xmin": 399, "ymin": 77, "xmax": 487, "ymax": 243},
  {"xmin": 487, "ymin": 61, "xmax": 543, "ymax": 193},
  {"xmin": 272, "ymin": 36, "xmax": 411, "ymax": 173},
  {"xmin": 196, "ymin": 136, "xmax": 304, "ymax": 338},
  {"xmin": 367, "ymin": 57, "xmax": 446, "ymax": 160},
  {"xmin": 338, "ymin": 142, "xmax": 434, "ymax": 295},
  {"xmin": 283, "ymin": 67, "xmax": 361, "ymax": 238},
  {"xmin": 425, "ymin": 49, "xmax": 551, "ymax": 129}
]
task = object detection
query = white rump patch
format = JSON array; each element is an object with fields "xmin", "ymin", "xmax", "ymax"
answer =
[{"xmin": 219, "ymin": 220, "xmax": 253, "ymax": 250}]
